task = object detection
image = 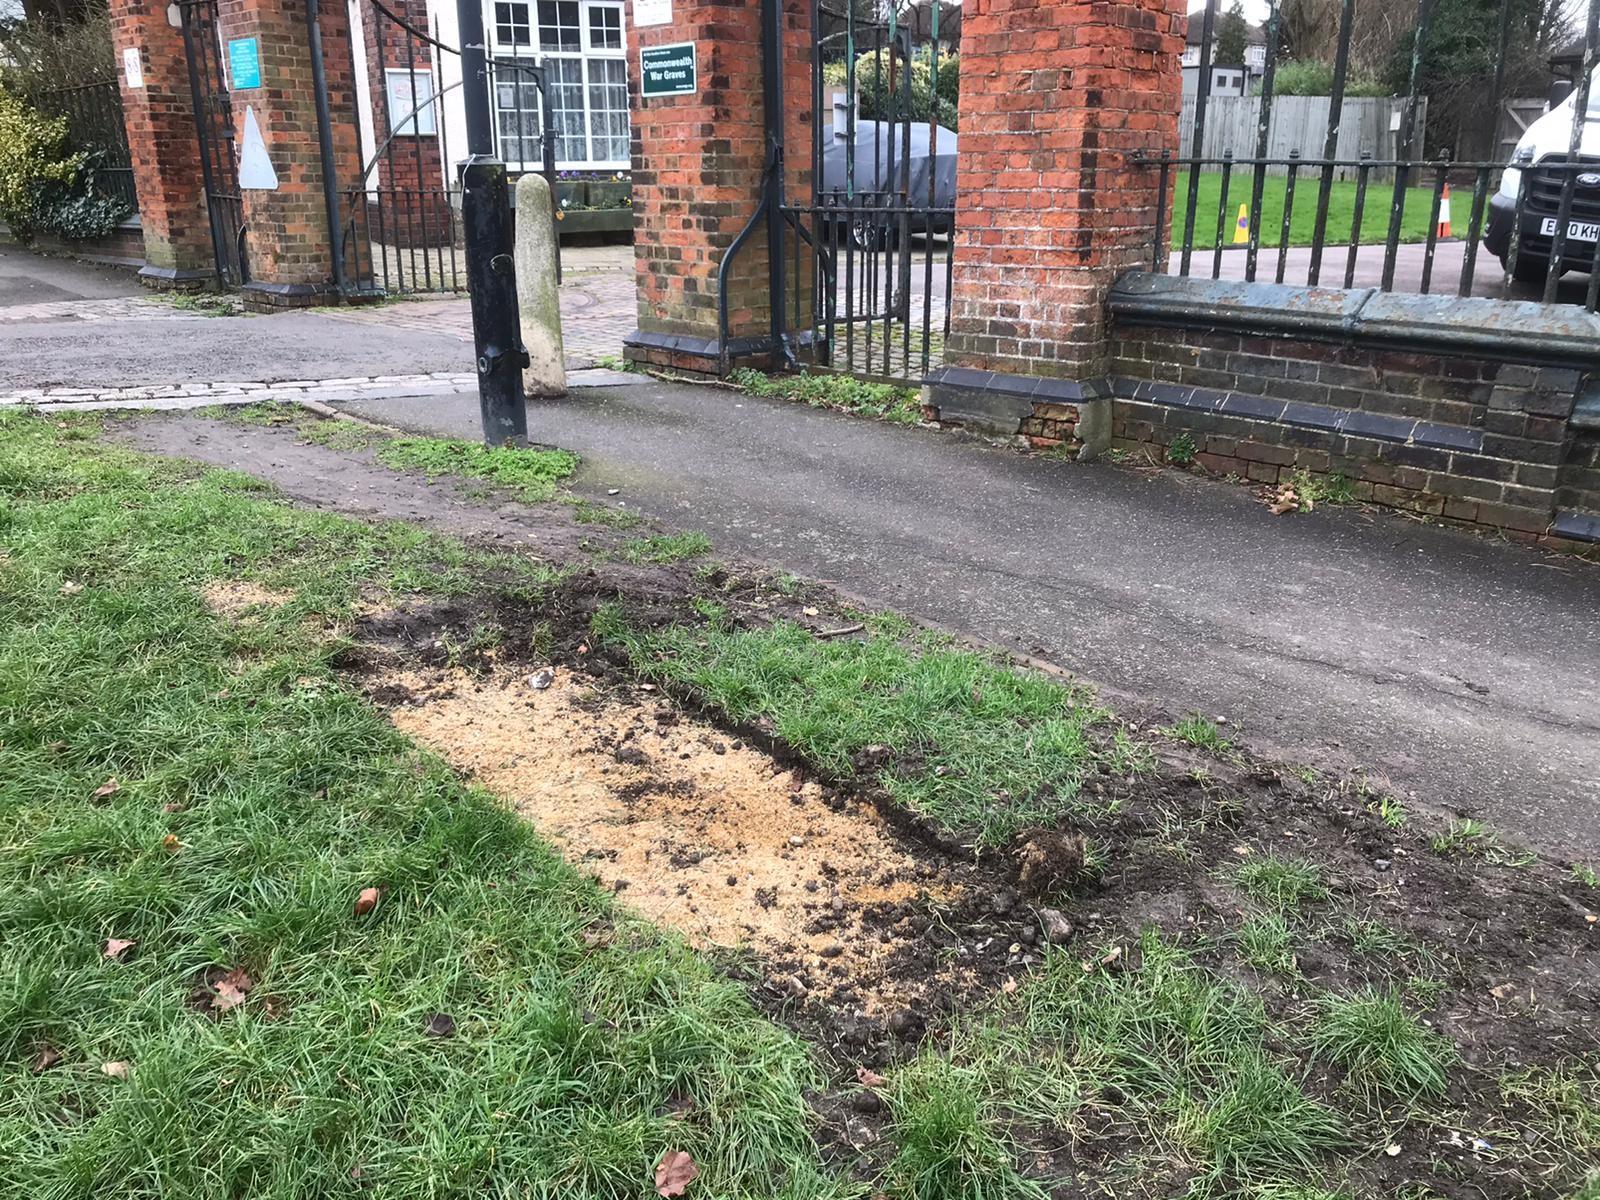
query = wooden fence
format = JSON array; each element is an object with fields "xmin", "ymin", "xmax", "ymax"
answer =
[{"xmin": 1178, "ymin": 95, "xmax": 1428, "ymax": 181}]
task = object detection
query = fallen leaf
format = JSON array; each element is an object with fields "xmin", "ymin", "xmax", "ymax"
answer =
[
  {"xmin": 802, "ymin": 606, "xmax": 820, "ymax": 617},
  {"xmin": 59, "ymin": 581, "xmax": 85, "ymax": 596},
  {"xmin": 31, "ymin": 1046, "xmax": 61, "ymax": 1073},
  {"xmin": 161, "ymin": 834, "xmax": 182, "ymax": 852},
  {"xmin": 217, "ymin": 966, "xmax": 253, "ymax": 993},
  {"xmin": 212, "ymin": 981, "xmax": 248, "ymax": 1011},
  {"xmin": 92, "ymin": 777, "xmax": 120, "ymax": 800},
  {"xmin": 1001, "ymin": 976, "xmax": 1019, "ymax": 994},
  {"xmin": 354, "ymin": 886, "xmax": 382, "ymax": 916},
  {"xmin": 103, "ymin": 938, "xmax": 136, "ymax": 961},
  {"xmin": 101, "ymin": 1060, "xmax": 131, "ymax": 1079},
  {"xmin": 654, "ymin": 1149, "xmax": 699, "ymax": 1197},
  {"xmin": 161, "ymin": 801, "xmax": 186, "ymax": 814},
  {"xmin": 1268, "ymin": 487, "xmax": 1301, "ymax": 516},
  {"xmin": 1384, "ymin": 1143, "xmax": 1402, "ymax": 1157},
  {"xmin": 856, "ymin": 1066, "xmax": 887, "ymax": 1088},
  {"xmin": 424, "ymin": 1013, "xmax": 456, "ymax": 1038}
]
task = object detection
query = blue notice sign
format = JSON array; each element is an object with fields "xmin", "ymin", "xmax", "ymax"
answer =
[{"xmin": 228, "ymin": 37, "xmax": 262, "ymax": 90}]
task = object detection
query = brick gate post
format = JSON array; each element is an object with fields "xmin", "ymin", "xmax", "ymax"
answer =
[
  {"xmin": 622, "ymin": 0, "xmax": 812, "ymax": 375},
  {"xmin": 930, "ymin": 0, "xmax": 1184, "ymax": 447},
  {"xmin": 214, "ymin": 0, "xmax": 363, "ymax": 309},
  {"xmin": 109, "ymin": 0, "xmax": 216, "ymax": 288}
]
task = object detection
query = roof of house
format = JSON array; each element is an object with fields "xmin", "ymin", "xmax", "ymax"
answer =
[{"xmin": 1184, "ymin": 10, "xmax": 1267, "ymax": 47}]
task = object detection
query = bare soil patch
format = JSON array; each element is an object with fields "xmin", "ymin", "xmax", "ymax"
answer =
[
  {"xmin": 374, "ymin": 660, "xmax": 959, "ymax": 1013},
  {"xmin": 201, "ymin": 579, "xmax": 292, "ymax": 617}
]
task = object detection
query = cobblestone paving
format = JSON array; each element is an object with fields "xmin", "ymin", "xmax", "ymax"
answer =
[
  {"xmin": 317, "ymin": 263, "xmax": 635, "ymax": 369},
  {"xmin": 0, "ymin": 372, "xmax": 480, "ymax": 411},
  {"xmin": 0, "ymin": 295, "xmax": 190, "ymax": 325}
]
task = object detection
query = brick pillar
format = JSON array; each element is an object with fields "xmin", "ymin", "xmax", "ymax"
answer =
[
  {"xmin": 623, "ymin": 0, "xmax": 812, "ymax": 376},
  {"xmin": 215, "ymin": 0, "xmax": 363, "ymax": 309},
  {"xmin": 942, "ymin": 0, "xmax": 1185, "ymax": 381},
  {"xmin": 109, "ymin": 0, "xmax": 216, "ymax": 288}
]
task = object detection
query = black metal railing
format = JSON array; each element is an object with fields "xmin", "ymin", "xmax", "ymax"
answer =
[
  {"xmin": 1144, "ymin": 0, "xmax": 1600, "ymax": 312},
  {"xmin": 335, "ymin": 0, "xmax": 556, "ymax": 296},
  {"xmin": 769, "ymin": 0, "xmax": 955, "ymax": 384},
  {"xmin": 35, "ymin": 79, "xmax": 138, "ymax": 212}
]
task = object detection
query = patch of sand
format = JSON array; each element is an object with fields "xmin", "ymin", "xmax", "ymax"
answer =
[
  {"xmin": 376, "ymin": 663, "xmax": 960, "ymax": 1008},
  {"xmin": 202, "ymin": 580, "xmax": 292, "ymax": 617}
]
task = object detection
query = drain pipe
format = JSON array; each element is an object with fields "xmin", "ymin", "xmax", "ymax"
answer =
[
  {"xmin": 307, "ymin": 0, "xmax": 349, "ymax": 295},
  {"xmin": 716, "ymin": 0, "xmax": 789, "ymax": 376}
]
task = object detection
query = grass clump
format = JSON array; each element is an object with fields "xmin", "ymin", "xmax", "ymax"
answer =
[
  {"xmin": 375, "ymin": 436, "xmax": 577, "ymax": 503},
  {"xmin": 1572, "ymin": 863, "xmax": 1600, "ymax": 888},
  {"xmin": 729, "ymin": 367, "xmax": 921, "ymax": 425},
  {"xmin": 620, "ymin": 531, "xmax": 712, "ymax": 565},
  {"xmin": 0, "ymin": 411, "xmax": 844, "ymax": 1200},
  {"xmin": 1308, "ymin": 989, "xmax": 1456, "ymax": 1098},
  {"xmin": 1234, "ymin": 856, "xmax": 1328, "ymax": 913},
  {"xmin": 1166, "ymin": 431, "xmax": 1198, "ymax": 467},
  {"xmin": 1169, "ymin": 713, "xmax": 1233, "ymax": 755},
  {"xmin": 593, "ymin": 609, "xmax": 1113, "ymax": 846},
  {"xmin": 886, "ymin": 1056, "xmax": 1046, "ymax": 1200},
  {"xmin": 1236, "ymin": 913, "xmax": 1298, "ymax": 975},
  {"xmin": 1022, "ymin": 931, "xmax": 1345, "ymax": 1192}
]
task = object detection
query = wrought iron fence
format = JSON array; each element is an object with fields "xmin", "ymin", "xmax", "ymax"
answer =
[
  {"xmin": 35, "ymin": 79, "xmax": 138, "ymax": 212},
  {"xmin": 1143, "ymin": 0, "xmax": 1600, "ymax": 312},
  {"xmin": 336, "ymin": 0, "xmax": 556, "ymax": 296},
  {"xmin": 771, "ymin": 0, "xmax": 956, "ymax": 384}
]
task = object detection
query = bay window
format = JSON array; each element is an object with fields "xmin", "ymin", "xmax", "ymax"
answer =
[{"xmin": 490, "ymin": 0, "xmax": 628, "ymax": 171}]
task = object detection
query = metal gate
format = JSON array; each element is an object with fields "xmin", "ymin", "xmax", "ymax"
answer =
[
  {"xmin": 777, "ymin": 0, "xmax": 956, "ymax": 384},
  {"xmin": 177, "ymin": 0, "xmax": 246, "ymax": 286},
  {"xmin": 341, "ymin": 0, "xmax": 557, "ymax": 295},
  {"xmin": 178, "ymin": 0, "xmax": 249, "ymax": 287}
]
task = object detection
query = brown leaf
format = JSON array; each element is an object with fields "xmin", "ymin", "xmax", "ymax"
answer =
[
  {"xmin": 856, "ymin": 1066, "xmax": 887, "ymax": 1088},
  {"xmin": 161, "ymin": 802, "xmax": 186, "ymax": 814},
  {"xmin": 31, "ymin": 1046, "xmax": 61, "ymax": 1073},
  {"xmin": 92, "ymin": 777, "xmax": 120, "ymax": 800},
  {"xmin": 654, "ymin": 1150, "xmax": 699, "ymax": 1197},
  {"xmin": 161, "ymin": 833, "xmax": 181, "ymax": 853},
  {"xmin": 101, "ymin": 1060, "xmax": 131, "ymax": 1079},
  {"xmin": 103, "ymin": 937, "xmax": 136, "ymax": 961},
  {"xmin": 206, "ymin": 966, "xmax": 254, "ymax": 1014},
  {"xmin": 1001, "ymin": 976, "xmax": 1019, "ymax": 995},
  {"xmin": 354, "ymin": 886, "xmax": 382, "ymax": 916},
  {"xmin": 1268, "ymin": 487, "xmax": 1301, "ymax": 516}
]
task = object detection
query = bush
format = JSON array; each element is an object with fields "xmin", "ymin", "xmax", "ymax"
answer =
[
  {"xmin": 1264, "ymin": 60, "xmax": 1390, "ymax": 97},
  {"xmin": 822, "ymin": 48, "xmax": 959, "ymax": 130},
  {"xmin": 0, "ymin": 89, "xmax": 131, "ymax": 241}
]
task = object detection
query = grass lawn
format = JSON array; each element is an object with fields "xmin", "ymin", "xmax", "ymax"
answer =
[
  {"xmin": 0, "ymin": 413, "xmax": 842, "ymax": 1200},
  {"xmin": 2, "ymin": 408, "xmax": 1597, "ymax": 1200},
  {"xmin": 1169, "ymin": 170, "xmax": 1448, "ymax": 251}
]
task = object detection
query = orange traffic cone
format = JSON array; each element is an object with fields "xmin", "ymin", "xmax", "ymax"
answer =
[{"xmin": 1436, "ymin": 184, "xmax": 1452, "ymax": 239}]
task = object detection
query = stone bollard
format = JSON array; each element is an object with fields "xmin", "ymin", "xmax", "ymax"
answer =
[{"xmin": 514, "ymin": 174, "xmax": 566, "ymax": 397}]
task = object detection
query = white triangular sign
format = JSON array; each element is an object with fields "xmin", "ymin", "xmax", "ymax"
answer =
[{"xmin": 238, "ymin": 106, "xmax": 279, "ymax": 191}]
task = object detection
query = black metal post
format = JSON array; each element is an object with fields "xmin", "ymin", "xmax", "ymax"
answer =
[
  {"xmin": 456, "ymin": 0, "xmax": 527, "ymax": 445},
  {"xmin": 306, "ymin": 0, "xmax": 349, "ymax": 295}
]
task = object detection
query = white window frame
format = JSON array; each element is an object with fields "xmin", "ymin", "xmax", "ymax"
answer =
[{"xmin": 488, "ymin": 0, "xmax": 629, "ymax": 171}]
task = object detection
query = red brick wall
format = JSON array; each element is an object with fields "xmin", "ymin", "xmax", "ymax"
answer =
[
  {"xmin": 625, "ymin": 0, "xmax": 812, "ymax": 362},
  {"xmin": 945, "ymin": 0, "xmax": 1185, "ymax": 378},
  {"xmin": 109, "ymin": 0, "xmax": 214, "ymax": 276},
  {"xmin": 216, "ymin": 0, "xmax": 364, "ymax": 296}
]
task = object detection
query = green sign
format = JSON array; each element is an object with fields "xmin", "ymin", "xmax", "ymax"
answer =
[
  {"xmin": 228, "ymin": 37, "xmax": 261, "ymax": 91},
  {"xmin": 640, "ymin": 42, "xmax": 696, "ymax": 97}
]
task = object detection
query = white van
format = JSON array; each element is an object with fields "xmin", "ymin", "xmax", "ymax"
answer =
[{"xmin": 1484, "ymin": 66, "xmax": 1600, "ymax": 282}]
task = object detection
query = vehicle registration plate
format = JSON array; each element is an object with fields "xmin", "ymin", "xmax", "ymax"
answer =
[{"xmin": 1539, "ymin": 217, "xmax": 1600, "ymax": 242}]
